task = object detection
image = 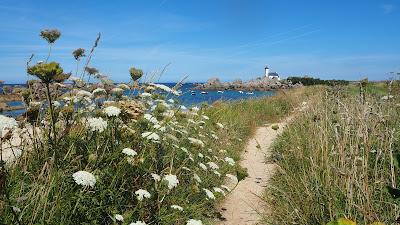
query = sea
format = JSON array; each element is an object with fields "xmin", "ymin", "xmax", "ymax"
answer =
[{"xmin": 0, "ymin": 83, "xmax": 275, "ymax": 117}]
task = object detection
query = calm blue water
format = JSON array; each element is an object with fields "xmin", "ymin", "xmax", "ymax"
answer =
[{"xmin": 1, "ymin": 83, "xmax": 275, "ymax": 117}]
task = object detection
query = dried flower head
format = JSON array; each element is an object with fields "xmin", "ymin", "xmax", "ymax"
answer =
[
  {"xmin": 129, "ymin": 67, "xmax": 143, "ymax": 81},
  {"xmin": 72, "ymin": 48, "xmax": 86, "ymax": 60},
  {"xmin": 40, "ymin": 29, "xmax": 61, "ymax": 44},
  {"xmin": 85, "ymin": 66, "xmax": 99, "ymax": 75}
]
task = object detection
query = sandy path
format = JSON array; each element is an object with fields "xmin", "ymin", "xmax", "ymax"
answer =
[{"xmin": 217, "ymin": 118, "xmax": 290, "ymax": 225}]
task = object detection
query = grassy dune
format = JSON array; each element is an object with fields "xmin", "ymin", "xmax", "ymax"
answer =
[{"xmin": 265, "ymin": 84, "xmax": 400, "ymax": 224}]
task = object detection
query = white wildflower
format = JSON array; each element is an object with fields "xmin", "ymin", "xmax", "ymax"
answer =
[
  {"xmin": 221, "ymin": 185, "xmax": 231, "ymax": 192},
  {"xmin": 216, "ymin": 122, "xmax": 224, "ymax": 129},
  {"xmin": 226, "ymin": 174, "xmax": 238, "ymax": 183},
  {"xmin": 76, "ymin": 90, "xmax": 93, "ymax": 98},
  {"xmin": 87, "ymin": 117, "xmax": 108, "ymax": 133},
  {"xmin": 193, "ymin": 173, "xmax": 202, "ymax": 183},
  {"xmin": 186, "ymin": 219, "xmax": 202, "ymax": 225},
  {"xmin": 104, "ymin": 106, "xmax": 121, "ymax": 117},
  {"xmin": 198, "ymin": 153, "xmax": 204, "ymax": 158},
  {"xmin": 144, "ymin": 113, "xmax": 158, "ymax": 124},
  {"xmin": 213, "ymin": 170, "xmax": 221, "ymax": 177},
  {"xmin": 163, "ymin": 174, "xmax": 179, "ymax": 189},
  {"xmin": 224, "ymin": 157, "xmax": 235, "ymax": 166},
  {"xmin": 52, "ymin": 101, "xmax": 61, "ymax": 108},
  {"xmin": 188, "ymin": 137, "xmax": 205, "ymax": 148},
  {"xmin": 199, "ymin": 163, "xmax": 207, "ymax": 171},
  {"xmin": 149, "ymin": 83, "xmax": 180, "ymax": 96},
  {"xmin": 122, "ymin": 148, "xmax": 137, "ymax": 157},
  {"xmin": 202, "ymin": 115, "xmax": 209, "ymax": 120},
  {"xmin": 203, "ymin": 188, "xmax": 215, "ymax": 200},
  {"xmin": 92, "ymin": 88, "xmax": 106, "ymax": 96},
  {"xmin": 135, "ymin": 189, "xmax": 151, "ymax": 201},
  {"xmin": 140, "ymin": 92, "xmax": 152, "ymax": 98},
  {"xmin": 141, "ymin": 132, "xmax": 160, "ymax": 141},
  {"xmin": 115, "ymin": 214, "xmax": 124, "ymax": 222},
  {"xmin": 213, "ymin": 187, "xmax": 225, "ymax": 196},
  {"xmin": 167, "ymin": 99, "xmax": 175, "ymax": 104},
  {"xmin": 170, "ymin": 205, "xmax": 184, "ymax": 211},
  {"xmin": 211, "ymin": 134, "xmax": 219, "ymax": 140},
  {"xmin": 151, "ymin": 173, "xmax": 161, "ymax": 182},
  {"xmin": 111, "ymin": 87, "xmax": 124, "ymax": 94},
  {"xmin": 191, "ymin": 106, "xmax": 200, "ymax": 111},
  {"xmin": 72, "ymin": 171, "xmax": 96, "ymax": 188},
  {"xmin": 0, "ymin": 115, "xmax": 18, "ymax": 137},
  {"xmin": 130, "ymin": 221, "xmax": 147, "ymax": 225},
  {"xmin": 207, "ymin": 162, "xmax": 219, "ymax": 170}
]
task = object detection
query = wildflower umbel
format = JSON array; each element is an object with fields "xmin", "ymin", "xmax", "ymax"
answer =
[
  {"xmin": 0, "ymin": 115, "xmax": 18, "ymax": 137},
  {"xmin": 163, "ymin": 174, "xmax": 179, "ymax": 189},
  {"xmin": 72, "ymin": 171, "xmax": 96, "ymax": 188},
  {"xmin": 186, "ymin": 219, "xmax": 203, "ymax": 225},
  {"xmin": 104, "ymin": 106, "xmax": 121, "ymax": 117},
  {"xmin": 135, "ymin": 189, "xmax": 151, "ymax": 201},
  {"xmin": 87, "ymin": 117, "xmax": 108, "ymax": 133},
  {"xmin": 122, "ymin": 148, "xmax": 137, "ymax": 157}
]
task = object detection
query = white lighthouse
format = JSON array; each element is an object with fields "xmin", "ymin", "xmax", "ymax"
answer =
[
  {"xmin": 264, "ymin": 65, "xmax": 280, "ymax": 80},
  {"xmin": 264, "ymin": 66, "xmax": 270, "ymax": 77}
]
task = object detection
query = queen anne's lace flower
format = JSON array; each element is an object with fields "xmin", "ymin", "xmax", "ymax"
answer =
[
  {"xmin": 203, "ymin": 188, "xmax": 215, "ymax": 200},
  {"xmin": 207, "ymin": 162, "xmax": 219, "ymax": 170},
  {"xmin": 149, "ymin": 83, "xmax": 180, "ymax": 96},
  {"xmin": 122, "ymin": 148, "xmax": 137, "ymax": 157},
  {"xmin": 0, "ymin": 115, "xmax": 18, "ymax": 137},
  {"xmin": 224, "ymin": 157, "xmax": 235, "ymax": 166},
  {"xmin": 115, "ymin": 214, "xmax": 124, "ymax": 222},
  {"xmin": 163, "ymin": 174, "xmax": 179, "ymax": 189},
  {"xmin": 188, "ymin": 137, "xmax": 205, "ymax": 148},
  {"xmin": 216, "ymin": 122, "xmax": 224, "ymax": 129},
  {"xmin": 151, "ymin": 173, "xmax": 161, "ymax": 182},
  {"xmin": 213, "ymin": 187, "xmax": 225, "ymax": 196},
  {"xmin": 104, "ymin": 106, "xmax": 121, "ymax": 117},
  {"xmin": 193, "ymin": 173, "xmax": 202, "ymax": 183},
  {"xmin": 141, "ymin": 132, "xmax": 160, "ymax": 141},
  {"xmin": 135, "ymin": 189, "xmax": 151, "ymax": 201},
  {"xmin": 226, "ymin": 174, "xmax": 238, "ymax": 183},
  {"xmin": 170, "ymin": 205, "xmax": 184, "ymax": 211},
  {"xmin": 199, "ymin": 163, "xmax": 207, "ymax": 171},
  {"xmin": 72, "ymin": 171, "xmax": 96, "ymax": 187},
  {"xmin": 87, "ymin": 117, "xmax": 108, "ymax": 133},
  {"xmin": 129, "ymin": 221, "xmax": 146, "ymax": 225},
  {"xmin": 186, "ymin": 219, "xmax": 202, "ymax": 225}
]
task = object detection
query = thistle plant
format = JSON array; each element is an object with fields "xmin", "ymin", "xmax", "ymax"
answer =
[{"xmin": 40, "ymin": 29, "xmax": 61, "ymax": 62}]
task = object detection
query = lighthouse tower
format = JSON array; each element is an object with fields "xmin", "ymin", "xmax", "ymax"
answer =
[{"xmin": 264, "ymin": 66, "xmax": 270, "ymax": 77}]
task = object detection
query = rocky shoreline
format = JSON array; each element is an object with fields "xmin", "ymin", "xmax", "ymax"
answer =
[{"xmin": 194, "ymin": 77, "xmax": 302, "ymax": 91}]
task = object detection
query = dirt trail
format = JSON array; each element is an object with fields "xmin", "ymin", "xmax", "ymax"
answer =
[{"xmin": 217, "ymin": 118, "xmax": 291, "ymax": 225}]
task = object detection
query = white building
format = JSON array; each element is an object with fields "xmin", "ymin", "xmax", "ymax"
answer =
[{"xmin": 265, "ymin": 66, "xmax": 280, "ymax": 80}]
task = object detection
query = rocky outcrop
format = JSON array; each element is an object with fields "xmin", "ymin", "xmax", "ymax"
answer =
[{"xmin": 194, "ymin": 76, "xmax": 302, "ymax": 91}]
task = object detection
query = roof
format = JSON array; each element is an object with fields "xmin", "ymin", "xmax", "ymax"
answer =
[
  {"xmin": 265, "ymin": 66, "xmax": 269, "ymax": 69},
  {"xmin": 268, "ymin": 72, "xmax": 279, "ymax": 77}
]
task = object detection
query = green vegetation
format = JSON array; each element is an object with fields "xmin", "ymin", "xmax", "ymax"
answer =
[
  {"xmin": 264, "ymin": 84, "xmax": 399, "ymax": 224},
  {"xmin": 0, "ymin": 28, "xmax": 311, "ymax": 225},
  {"xmin": 287, "ymin": 76, "xmax": 349, "ymax": 86}
]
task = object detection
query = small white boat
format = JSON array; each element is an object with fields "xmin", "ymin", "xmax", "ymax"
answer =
[
  {"xmin": 238, "ymin": 91, "xmax": 244, "ymax": 94},
  {"xmin": 217, "ymin": 90, "xmax": 224, "ymax": 93},
  {"xmin": 201, "ymin": 91, "xmax": 208, "ymax": 95},
  {"xmin": 246, "ymin": 92, "xmax": 254, "ymax": 95}
]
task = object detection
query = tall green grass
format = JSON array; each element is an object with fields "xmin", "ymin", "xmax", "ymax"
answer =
[{"xmin": 265, "ymin": 85, "xmax": 400, "ymax": 224}]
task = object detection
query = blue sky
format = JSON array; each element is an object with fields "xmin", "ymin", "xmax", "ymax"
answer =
[{"xmin": 0, "ymin": 0, "xmax": 399, "ymax": 83}]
